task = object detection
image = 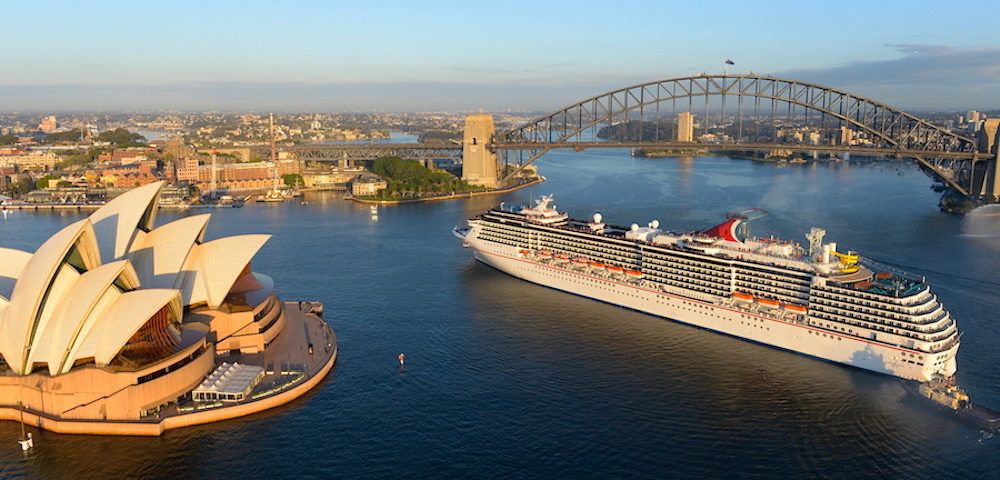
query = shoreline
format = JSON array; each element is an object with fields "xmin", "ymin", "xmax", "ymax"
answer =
[
  {"xmin": 351, "ymin": 176, "xmax": 546, "ymax": 205},
  {"xmin": 0, "ymin": 303, "xmax": 337, "ymax": 436}
]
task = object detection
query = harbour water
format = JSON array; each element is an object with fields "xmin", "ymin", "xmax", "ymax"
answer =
[{"xmin": 1, "ymin": 151, "xmax": 998, "ymax": 479}]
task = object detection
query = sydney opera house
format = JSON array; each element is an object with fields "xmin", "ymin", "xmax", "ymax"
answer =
[{"xmin": 0, "ymin": 182, "xmax": 336, "ymax": 435}]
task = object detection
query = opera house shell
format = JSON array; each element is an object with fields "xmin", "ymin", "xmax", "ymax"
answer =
[{"xmin": 0, "ymin": 182, "xmax": 336, "ymax": 435}]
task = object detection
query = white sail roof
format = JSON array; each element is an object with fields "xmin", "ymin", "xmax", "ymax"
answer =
[
  {"xmin": 88, "ymin": 181, "xmax": 164, "ymax": 263},
  {"xmin": 30, "ymin": 261, "xmax": 140, "ymax": 375},
  {"xmin": 0, "ymin": 247, "xmax": 32, "ymax": 300},
  {"xmin": 128, "ymin": 214, "xmax": 210, "ymax": 290},
  {"xmin": 83, "ymin": 289, "xmax": 182, "ymax": 368},
  {"xmin": 179, "ymin": 234, "xmax": 271, "ymax": 309},
  {"xmin": 0, "ymin": 182, "xmax": 272, "ymax": 376},
  {"xmin": 1, "ymin": 219, "xmax": 101, "ymax": 374}
]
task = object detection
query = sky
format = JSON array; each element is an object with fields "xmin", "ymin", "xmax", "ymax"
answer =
[{"xmin": 2, "ymin": 0, "xmax": 999, "ymax": 112}]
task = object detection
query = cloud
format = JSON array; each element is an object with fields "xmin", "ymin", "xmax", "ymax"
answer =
[{"xmin": 777, "ymin": 45, "xmax": 1000, "ymax": 109}]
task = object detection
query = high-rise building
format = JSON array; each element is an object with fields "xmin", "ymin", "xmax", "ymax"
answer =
[
  {"xmin": 968, "ymin": 110, "xmax": 982, "ymax": 125},
  {"xmin": 839, "ymin": 126, "xmax": 853, "ymax": 146},
  {"xmin": 676, "ymin": 112, "xmax": 694, "ymax": 142}
]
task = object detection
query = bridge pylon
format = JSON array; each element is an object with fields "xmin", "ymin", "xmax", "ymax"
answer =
[
  {"xmin": 462, "ymin": 114, "xmax": 499, "ymax": 188},
  {"xmin": 980, "ymin": 120, "xmax": 1000, "ymax": 202}
]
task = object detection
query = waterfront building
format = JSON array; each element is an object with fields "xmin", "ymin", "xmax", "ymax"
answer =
[
  {"xmin": 351, "ymin": 173, "xmax": 388, "ymax": 196},
  {"xmin": 0, "ymin": 182, "xmax": 336, "ymax": 434},
  {"xmin": 676, "ymin": 112, "xmax": 694, "ymax": 142}
]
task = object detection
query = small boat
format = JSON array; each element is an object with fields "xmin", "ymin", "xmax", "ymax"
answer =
[
  {"xmin": 783, "ymin": 303, "xmax": 807, "ymax": 314},
  {"xmin": 625, "ymin": 269, "xmax": 643, "ymax": 278},
  {"xmin": 572, "ymin": 257, "xmax": 588, "ymax": 264},
  {"xmin": 732, "ymin": 292, "xmax": 753, "ymax": 302},
  {"xmin": 555, "ymin": 253, "xmax": 570, "ymax": 260},
  {"xmin": 537, "ymin": 250, "xmax": 553, "ymax": 258},
  {"xmin": 756, "ymin": 298, "xmax": 780, "ymax": 308},
  {"xmin": 519, "ymin": 249, "xmax": 531, "ymax": 256},
  {"xmin": 607, "ymin": 265, "xmax": 624, "ymax": 274},
  {"xmin": 588, "ymin": 261, "xmax": 605, "ymax": 269}
]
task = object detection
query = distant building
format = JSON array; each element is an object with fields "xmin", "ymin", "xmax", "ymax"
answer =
[
  {"xmin": 163, "ymin": 136, "xmax": 195, "ymax": 159},
  {"xmin": 38, "ymin": 115, "xmax": 57, "ymax": 133},
  {"xmin": 98, "ymin": 147, "xmax": 158, "ymax": 165},
  {"xmin": 351, "ymin": 173, "xmax": 387, "ymax": 196},
  {"xmin": 676, "ymin": 112, "xmax": 695, "ymax": 142},
  {"xmin": 174, "ymin": 157, "xmax": 200, "ymax": 182},
  {"xmin": 808, "ymin": 131, "xmax": 821, "ymax": 145},
  {"xmin": 839, "ymin": 126, "xmax": 853, "ymax": 146},
  {"xmin": 0, "ymin": 150, "xmax": 59, "ymax": 171}
]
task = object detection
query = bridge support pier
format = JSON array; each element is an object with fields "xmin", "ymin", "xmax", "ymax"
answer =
[
  {"xmin": 462, "ymin": 114, "xmax": 499, "ymax": 188},
  {"xmin": 987, "ymin": 148, "xmax": 1000, "ymax": 202}
]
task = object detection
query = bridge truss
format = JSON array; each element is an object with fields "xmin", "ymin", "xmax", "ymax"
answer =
[{"xmin": 493, "ymin": 74, "xmax": 991, "ymax": 203}]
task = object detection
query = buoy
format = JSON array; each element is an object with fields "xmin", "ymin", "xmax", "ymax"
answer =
[{"xmin": 398, "ymin": 353, "xmax": 406, "ymax": 366}]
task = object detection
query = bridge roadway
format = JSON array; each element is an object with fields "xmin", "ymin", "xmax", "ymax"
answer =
[
  {"xmin": 490, "ymin": 141, "xmax": 989, "ymax": 161},
  {"xmin": 275, "ymin": 141, "xmax": 987, "ymax": 162}
]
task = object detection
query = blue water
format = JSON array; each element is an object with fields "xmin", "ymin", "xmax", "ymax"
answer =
[{"xmin": 1, "ymin": 151, "xmax": 998, "ymax": 479}]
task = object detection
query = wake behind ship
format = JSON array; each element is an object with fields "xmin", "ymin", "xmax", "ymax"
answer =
[{"xmin": 454, "ymin": 195, "xmax": 960, "ymax": 382}]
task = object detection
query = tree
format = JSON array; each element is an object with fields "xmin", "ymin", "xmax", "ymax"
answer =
[
  {"xmin": 0, "ymin": 133, "xmax": 17, "ymax": 146},
  {"xmin": 43, "ymin": 129, "xmax": 85, "ymax": 143},
  {"xmin": 96, "ymin": 128, "xmax": 146, "ymax": 146},
  {"xmin": 282, "ymin": 173, "xmax": 304, "ymax": 187},
  {"xmin": 35, "ymin": 175, "xmax": 56, "ymax": 190}
]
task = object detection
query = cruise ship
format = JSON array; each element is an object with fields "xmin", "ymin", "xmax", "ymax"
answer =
[{"xmin": 454, "ymin": 195, "xmax": 960, "ymax": 382}]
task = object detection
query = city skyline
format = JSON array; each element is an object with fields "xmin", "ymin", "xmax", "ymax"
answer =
[{"xmin": 3, "ymin": 0, "xmax": 1000, "ymax": 112}]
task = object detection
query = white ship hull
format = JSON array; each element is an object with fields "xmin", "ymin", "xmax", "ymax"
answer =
[{"xmin": 463, "ymin": 235, "xmax": 953, "ymax": 382}]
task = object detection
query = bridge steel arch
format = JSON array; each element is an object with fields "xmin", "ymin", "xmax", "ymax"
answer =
[{"xmin": 493, "ymin": 74, "xmax": 983, "ymax": 197}]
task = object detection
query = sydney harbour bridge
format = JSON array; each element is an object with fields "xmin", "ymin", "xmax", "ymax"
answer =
[{"xmin": 271, "ymin": 74, "xmax": 1000, "ymax": 211}]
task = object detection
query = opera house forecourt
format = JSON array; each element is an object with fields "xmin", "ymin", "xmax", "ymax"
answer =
[{"xmin": 0, "ymin": 182, "xmax": 337, "ymax": 436}]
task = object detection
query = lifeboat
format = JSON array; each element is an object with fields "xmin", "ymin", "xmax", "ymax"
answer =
[
  {"xmin": 519, "ymin": 249, "xmax": 531, "ymax": 256},
  {"xmin": 607, "ymin": 265, "xmax": 624, "ymax": 274},
  {"xmin": 732, "ymin": 292, "xmax": 753, "ymax": 302},
  {"xmin": 555, "ymin": 253, "xmax": 570, "ymax": 260},
  {"xmin": 625, "ymin": 270, "xmax": 643, "ymax": 278},
  {"xmin": 756, "ymin": 298, "xmax": 780, "ymax": 308},
  {"xmin": 537, "ymin": 250, "xmax": 553, "ymax": 258},
  {"xmin": 875, "ymin": 271, "xmax": 892, "ymax": 280},
  {"xmin": 783, "ymin": 304, "xmax": 808, "ymax": 314},
  {"xmin": 589, "ymin": 261, "xmax": 605, "ymax": 269},
  {"xmin": 572, "ymin": 257, "xmax": 588, "ymax": 264}
]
